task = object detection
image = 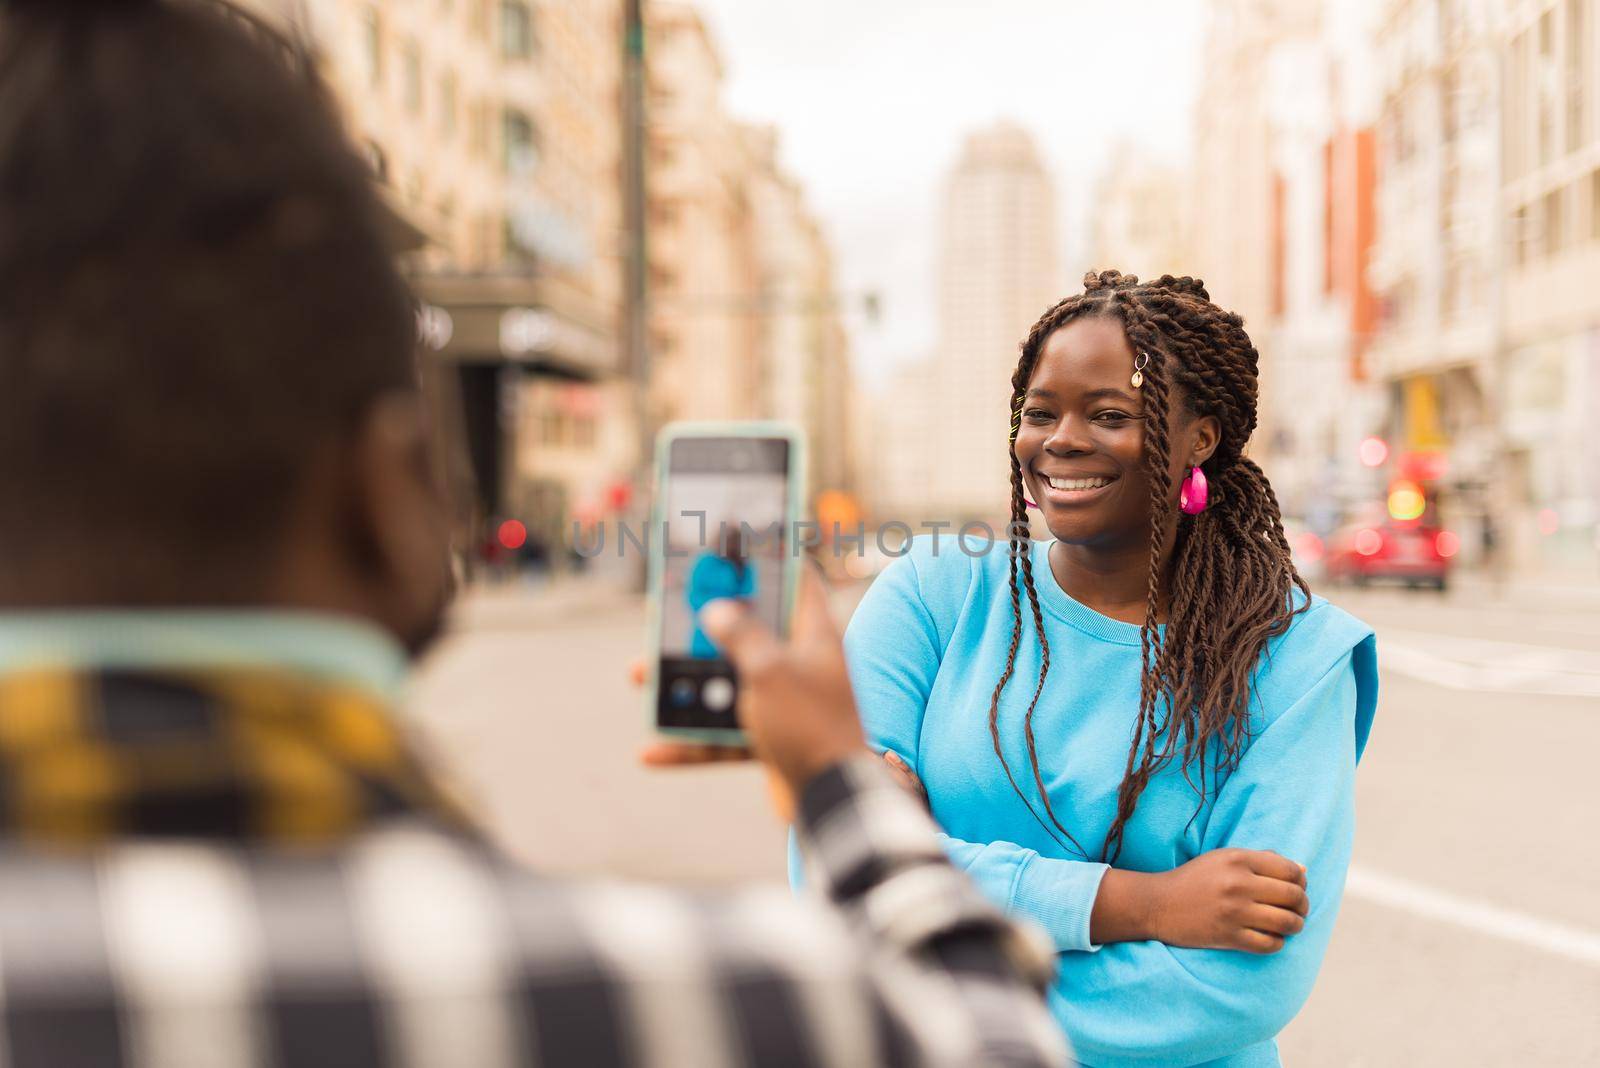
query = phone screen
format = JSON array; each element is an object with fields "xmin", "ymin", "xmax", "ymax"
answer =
[{"xmin": 656, "ymin": 435, "xmax": 791, "ymax": 734}]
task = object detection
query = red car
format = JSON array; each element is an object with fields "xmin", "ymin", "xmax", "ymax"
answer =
[{"xmin": 1325, "ymin": 514, "xmax": 1457, "ymax": 590}]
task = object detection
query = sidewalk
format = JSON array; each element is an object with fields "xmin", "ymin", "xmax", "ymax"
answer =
[{"xmin": 447, "ymin": 573, "xmax": 642, "ymax": 633}]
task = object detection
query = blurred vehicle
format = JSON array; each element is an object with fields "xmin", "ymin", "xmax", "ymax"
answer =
[
  {"xmin": 1324, "ymin": 506, "xmax": 1457, "ymax": 590},
  {"xmin": 1283, "ymin": 519, "xmax": 1328, "ymax": 585}
]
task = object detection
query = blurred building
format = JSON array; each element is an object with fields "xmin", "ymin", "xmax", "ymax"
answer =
[
  {"xmin": 741, "ymin": 126, "xmax": 859, "ymax": 503},
  {"xmin": 893, "ymin": 122, "xmax": 1057, "ymax": 526},
  {"xmin": 1368, "ymin": 0, "xmax": 1503, "ymax": 562},
  {"xmin": 645, "ymin": 2, "xmax": 763, "ymax": 424},
  {"xmin": 1191, "ymin": 0, "xmax": 1321, "ymax": 475},
  {"xmin": 1089, "ymin": 143, "xmax": 1192, "ymax": 280},
  {"xmin": 233, "ymin": 0, "xmax": 630, "ymax": 559},
  {"xmin": 1500, "ymin": 0, "xmax": 1600, "ymax": 569},
  {"xmin": 1258, "ymin": 1, "xmax": 1386, "ymax": 530},
  {"xmin": 645, "ymin": 4, "xmax": 858, "ymax": 509}
]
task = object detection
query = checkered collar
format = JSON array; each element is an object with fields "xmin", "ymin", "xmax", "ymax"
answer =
[{"xmin": 0, "ymin": 667, "xmax": 476, "ymax": 846}]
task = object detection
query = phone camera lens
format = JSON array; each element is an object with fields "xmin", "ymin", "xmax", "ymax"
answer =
[{"xmin": 669, "ymin": 678, "xmax": 697, "ymax": 708}]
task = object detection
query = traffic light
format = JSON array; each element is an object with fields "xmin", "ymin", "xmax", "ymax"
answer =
[{"xmin": 1386, "ymin": 479, "xmax": 1426, "ymax": 522}]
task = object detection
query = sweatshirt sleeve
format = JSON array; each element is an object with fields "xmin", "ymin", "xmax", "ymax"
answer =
[
  {"xmin": 790, "ymin": 543, "xmax": 954, "ymax": 892},
  {"xmin": 933, "ymin": 834, "xmax": 1111, "ymax": 953},
  {"xmin": 1048, "ymin": 645, "xmax": 1374, "ymax": 1068}
]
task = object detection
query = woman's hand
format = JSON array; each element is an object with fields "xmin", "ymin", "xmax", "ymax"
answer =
[
  {"xmin": 880, "ymin": 750, "xmax": 929, "ymax": 809},
  {"xmin": 1091, "ymin": 848, "xmax": 1309, "ymax": 954}
]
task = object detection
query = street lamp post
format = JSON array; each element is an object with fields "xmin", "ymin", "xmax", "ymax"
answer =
[{"xmin": 621, "ymin": 0, "xmax": 652, "ymax": 589}]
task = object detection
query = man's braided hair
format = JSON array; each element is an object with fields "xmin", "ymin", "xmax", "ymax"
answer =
[{"xmin": 993, "ymin": 269, "xmax": 1310, "ymax": 864}]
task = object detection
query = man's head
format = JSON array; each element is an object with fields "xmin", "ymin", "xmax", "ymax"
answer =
[{"xmin": 0, "ymin": 0, "xmax": 451, "ymax": 652}]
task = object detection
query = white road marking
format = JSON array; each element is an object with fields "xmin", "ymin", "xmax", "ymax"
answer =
[
  {"xmin": 1377, "ymin": 629, "xmax": 1600, "ymax": 698},
  {"xmin": 1345, "ymin": 864, "xmax": 1600, "ymax": 968}
]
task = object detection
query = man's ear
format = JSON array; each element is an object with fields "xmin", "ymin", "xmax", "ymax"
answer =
[{"xmin": 350, "ymin": 391, "xmax": 453, "ymax": 653}]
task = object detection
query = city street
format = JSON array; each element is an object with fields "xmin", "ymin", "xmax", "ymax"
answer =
[{"xmin": 409, "ymin": 575, "xmax": 1600, "ymax": 1066}]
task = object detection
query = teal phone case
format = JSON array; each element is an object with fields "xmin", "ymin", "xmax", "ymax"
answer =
[{"xmin": 645, "ymin": 421, "xmax": 806, "ymax": 744}]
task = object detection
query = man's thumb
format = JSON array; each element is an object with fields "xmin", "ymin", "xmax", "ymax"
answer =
[{"xmin": 698, "ymin": 598, "xmax": 775, "ymax": 664}]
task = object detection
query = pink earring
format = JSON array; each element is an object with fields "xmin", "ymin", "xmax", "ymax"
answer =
[
  {"xmin": 1024, "ymin": 496, "xmax": 1040, "ymax": 510},
  {"xmin": 1180, "ymin": 465, "xmax": 1209, "ymax": 515}
]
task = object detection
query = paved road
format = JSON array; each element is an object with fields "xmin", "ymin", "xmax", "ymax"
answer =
[{"xmin": 408, "ymin": 577, "xmax": 1600, "ymax": 1066}]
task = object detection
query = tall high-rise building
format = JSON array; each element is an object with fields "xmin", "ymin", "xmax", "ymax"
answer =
[{"xmin": 917, "ymin": 122, "xmax": 1059, "ymax": 525}]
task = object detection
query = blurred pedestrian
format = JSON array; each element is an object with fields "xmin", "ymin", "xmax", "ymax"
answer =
[
  {"xmin": 831, "ymin": 271, "xmax": 1379, "ymax": 1067},
  {"xmin": 0, "ymin": 1, "xmax": 1064, "ymax": 1065}
]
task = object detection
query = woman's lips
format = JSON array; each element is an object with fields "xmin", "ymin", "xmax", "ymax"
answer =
[{"xmin": 1032, "ymin": 469, "xmax": 1119, "ymax": 506}]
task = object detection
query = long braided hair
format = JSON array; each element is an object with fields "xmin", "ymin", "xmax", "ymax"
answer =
[{"xmin": 991, "ymin": 269, "xmax": 1310, "ymax": 865}]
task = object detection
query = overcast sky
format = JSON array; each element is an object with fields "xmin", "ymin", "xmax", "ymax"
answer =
[{"xmin": 693, "ymin": 0, "xmax": 1207, "ymax": 384}]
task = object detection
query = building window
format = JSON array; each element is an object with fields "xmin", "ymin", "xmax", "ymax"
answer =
[
  {"xmin": 1544, "ymin": 187, "xmax": 1565, "ymax": 257},
  {"xmin": 402, "ymin": 42, "xmax": 422, "ymax": 115},
  {"xmin": 1568, "ymin": 0, "xmax": 1588, "ymax": 152},
  {"xmin": 1539, "ymin": 10, "xmax": 1557, "ymax": 166},
  {"xmin": 360, "ymin": 7, "xmax": 383, "ymax": 88},
  {"xmin": 574, "ymin": 415, "xmax": 596, "ymax": 449},
  {"xmin": 470, "ymin": 101, "xmax": 490, "ymax": 159},
  {"xmin": 439, "ymin": 73, "xmax": 458, "ymax": 139},
  {"xmin": 1590, "ymin": 170, "xmax": 1600, "ymax": 241},
  {"xmin": 500, "ymin": 1, "xmax": 534, "ymax": 59},
  {"xmin": 502, "ymin": 108, "xmax": 538, "ymax": 175}
]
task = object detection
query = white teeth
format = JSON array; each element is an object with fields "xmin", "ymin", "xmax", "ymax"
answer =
[{"xmin": 1047, "ymin": 476, "xmax": 1112, "ymax": 491}]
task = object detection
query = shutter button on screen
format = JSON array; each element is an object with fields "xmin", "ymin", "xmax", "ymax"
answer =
[{"xmin": 702, "ymin": 676, "xmax": 735, "ymax": 714}]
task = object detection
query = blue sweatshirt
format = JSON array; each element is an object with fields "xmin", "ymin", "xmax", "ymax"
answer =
[{"xmin": 791, "ymin": 536, "xmax": 1377, "ymax": 1068}]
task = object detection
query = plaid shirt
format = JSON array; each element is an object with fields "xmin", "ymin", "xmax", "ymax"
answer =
[{"xmin": 0, "ymin": 666, "xmax": 1067, "ymax": 1067}]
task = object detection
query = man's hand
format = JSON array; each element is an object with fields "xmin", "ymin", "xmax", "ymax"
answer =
[
  {"xmin": 637, "ymin": 567, "xmax": 868, "ymax": 806},
  {"xmin": 1092, "ymin": 848, "xmax": 1309, "ymax": 954}
]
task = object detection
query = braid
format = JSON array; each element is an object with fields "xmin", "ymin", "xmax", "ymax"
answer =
[{"xmin": 991, "ymin": 269, "xmax": 1309, "ymax": 865}]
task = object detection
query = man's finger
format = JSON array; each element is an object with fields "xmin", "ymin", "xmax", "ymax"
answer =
[
  {"xmin": 790, "ymin": 563, "xmax": 840, "ymax": 644},
  {"xmin": 639, "ymin": 742, "xmax": 753, "ymax": 767},
  {"xmin": 628, "ymin": 658, "xmax": 648, "ymax": 688},
  {"xmin": 698, "ymin": 598, "xmax": 780, "ymax": 669}
]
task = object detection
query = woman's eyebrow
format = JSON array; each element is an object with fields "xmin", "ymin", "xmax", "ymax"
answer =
[
  {"xmin": 1025, "ymin": 386, "xmax": 1140, "ymax": 402},
  {"xmin": 1083, "ymin": 387, "xmax": 1137, "ymax": 402}
]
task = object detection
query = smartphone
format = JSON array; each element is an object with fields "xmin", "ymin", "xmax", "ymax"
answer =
[{"xmin": 647, "ymin": 422, "xmax": 805, "ymax": 744}]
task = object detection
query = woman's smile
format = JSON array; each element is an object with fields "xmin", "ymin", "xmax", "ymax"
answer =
[{"xmin": 1031, "ymin": 465, "xmax": 1121, "ymax": 508}]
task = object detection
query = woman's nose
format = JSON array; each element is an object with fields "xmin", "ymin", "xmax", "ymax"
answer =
[{"xmin": 1043, "ymin": 415, "xmax": 1091, "ymax": 455}]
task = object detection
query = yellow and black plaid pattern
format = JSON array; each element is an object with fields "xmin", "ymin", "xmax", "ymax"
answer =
[{"xmin": 0, "ymin": 667, "xmax": 473, "ymax": 844}]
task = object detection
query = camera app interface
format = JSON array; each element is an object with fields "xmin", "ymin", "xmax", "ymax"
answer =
[{"xmin": 657, "ymin": 436, "xmax": 789, "ymax": 731}]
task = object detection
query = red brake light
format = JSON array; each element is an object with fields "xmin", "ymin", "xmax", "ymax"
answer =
[
  {"xmin": 1435, "ymin": 530, "xmax": 1459, "ymax": 558},
  {"xmin": 1354, "ymin": 529, "xmax": 1383, "ymax": 557},
  {"xmin": 497, "ymin": 519, "xmax": 528, "ymax": 550}
]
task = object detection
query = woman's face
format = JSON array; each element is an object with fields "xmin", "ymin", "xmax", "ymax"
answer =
[{"xmin": 1014, "ymin": 316, "xmax": 1218, "ymax": 551}]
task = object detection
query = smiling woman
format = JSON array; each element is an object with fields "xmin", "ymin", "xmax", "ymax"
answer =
[{"xmin": 811, "ymin": 269, "xmax": 1382, "ymax": 1067}]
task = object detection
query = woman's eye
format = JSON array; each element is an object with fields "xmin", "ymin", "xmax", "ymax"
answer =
[
  {"xmin": 1023, "ymin": 408, "xmax": 1053, "ymax": 423},
  {"xmin": 1093, "ymin": 411, "xmax": 1132, "ymax": 425}
]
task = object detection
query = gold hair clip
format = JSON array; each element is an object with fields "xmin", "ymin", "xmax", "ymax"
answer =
[{"xmin": 1131, "ymin": 351, "xmax": 1150, "ymax": 389}]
